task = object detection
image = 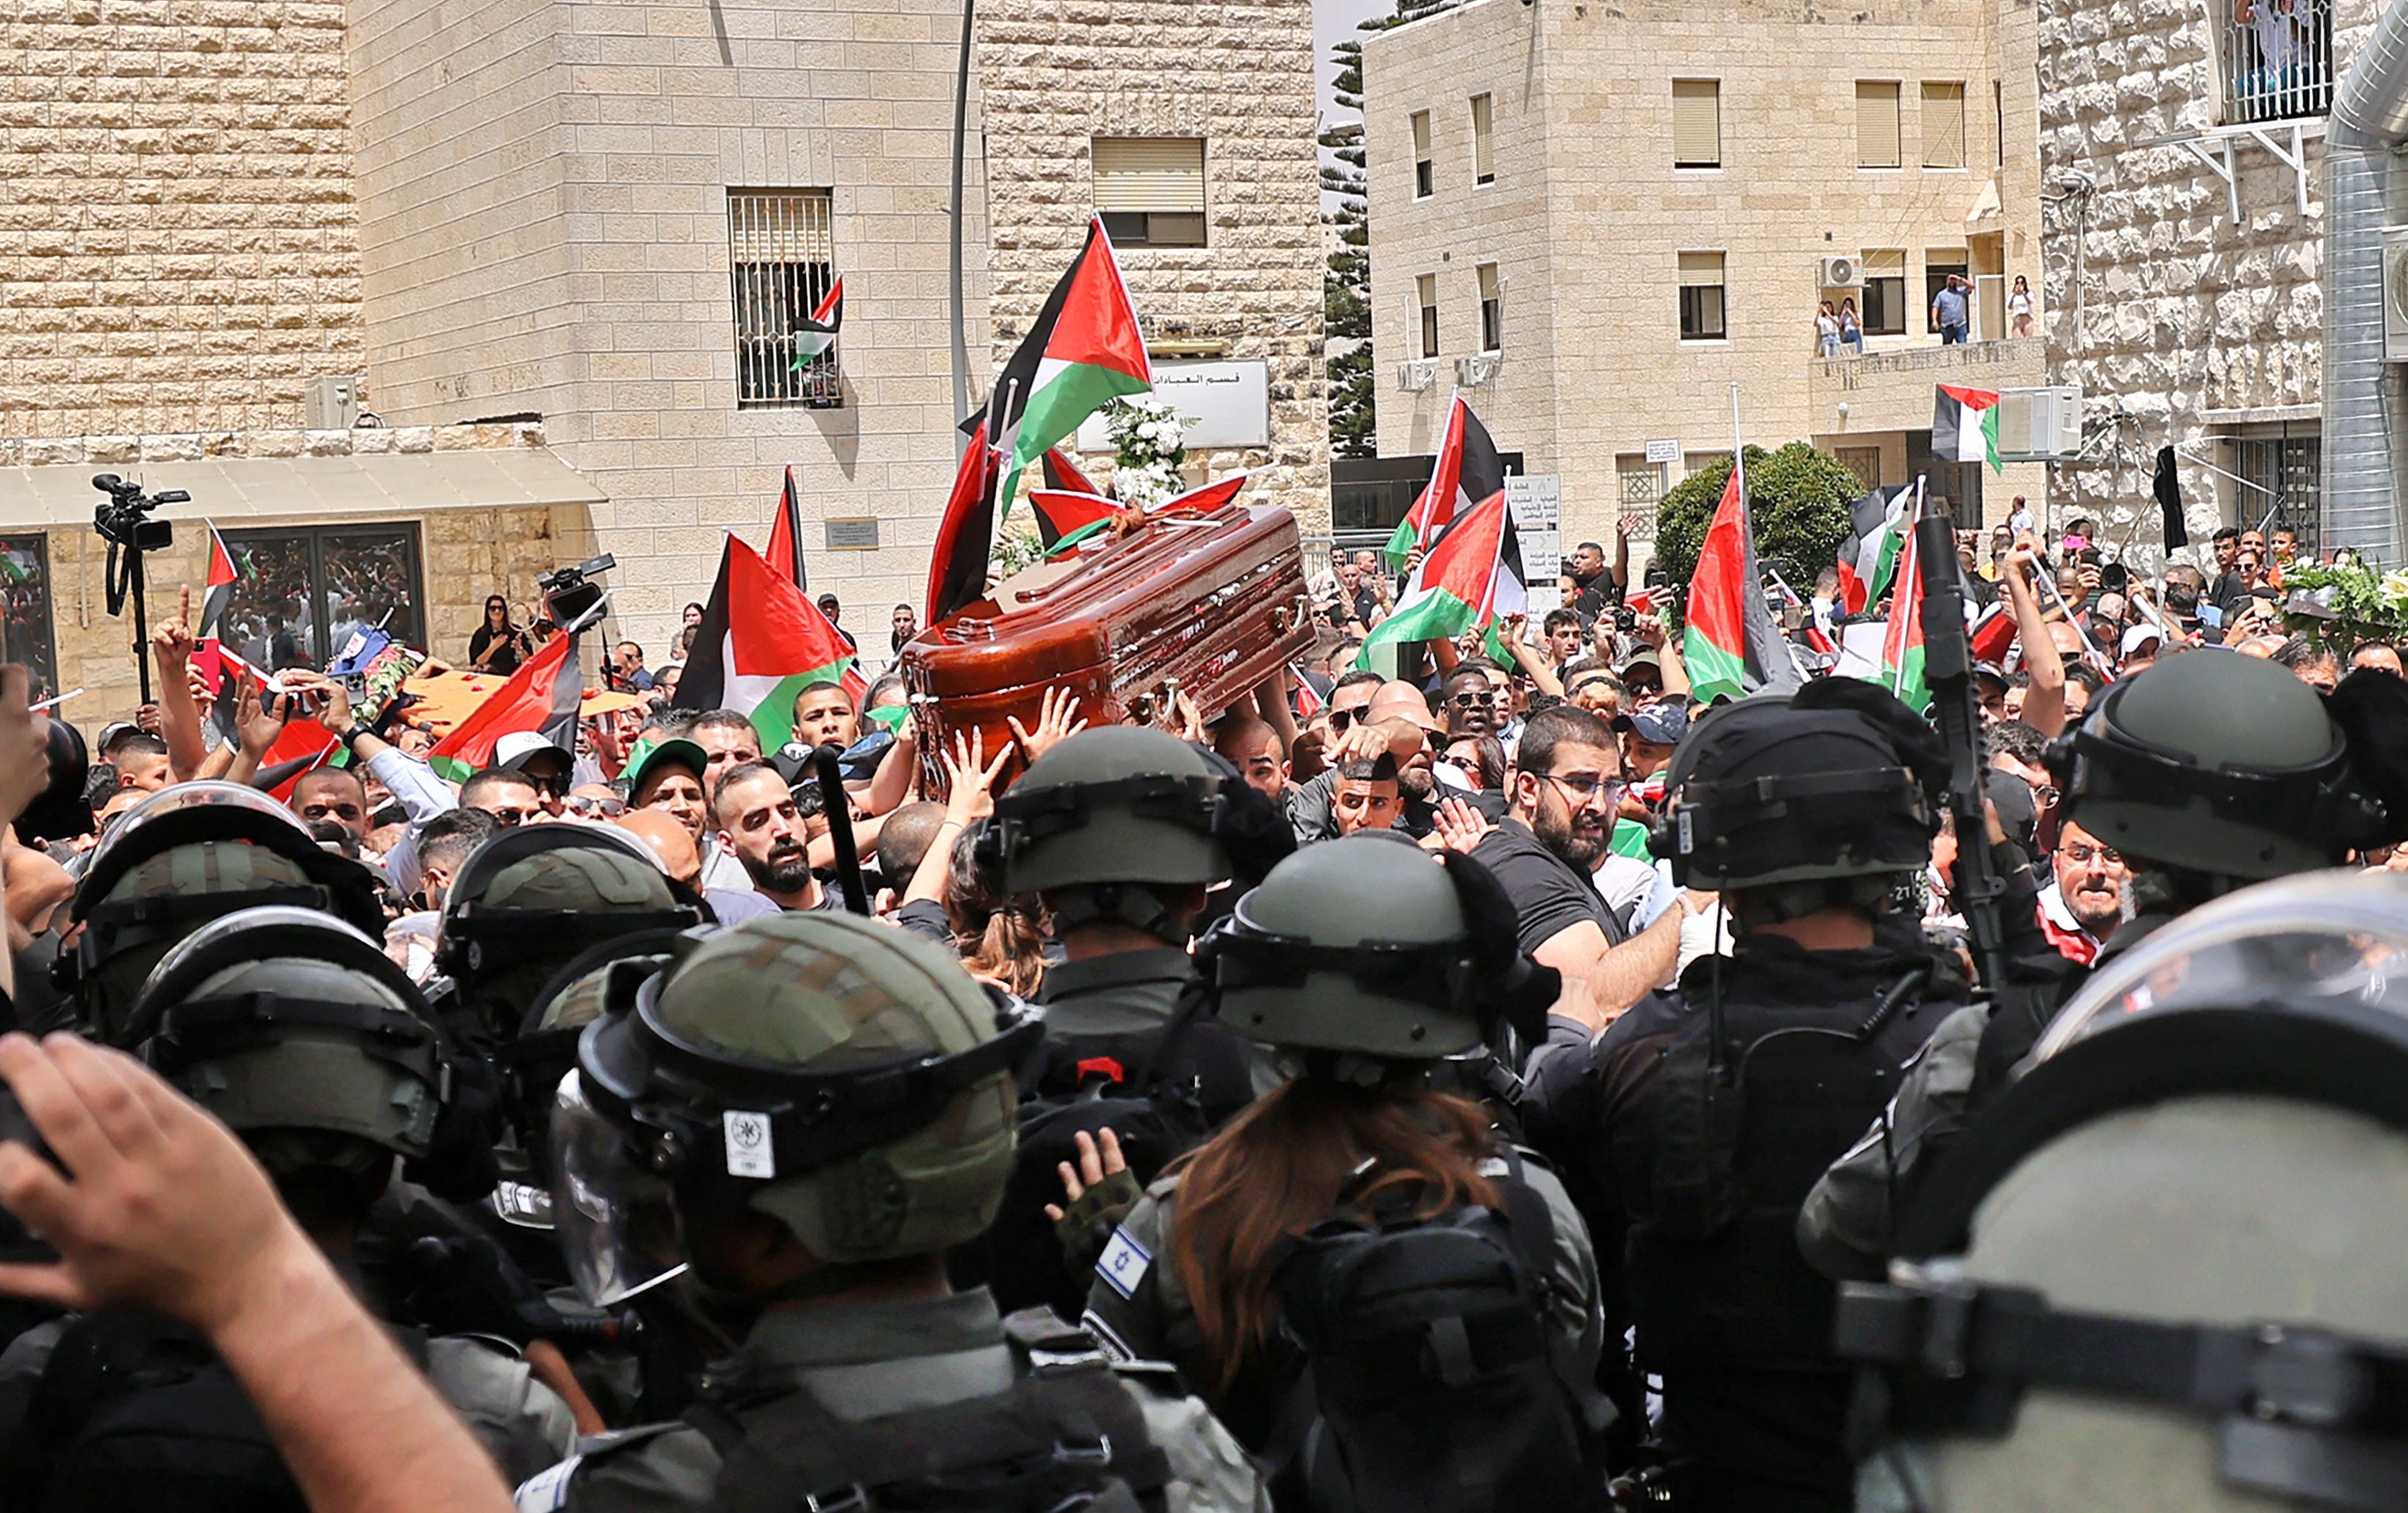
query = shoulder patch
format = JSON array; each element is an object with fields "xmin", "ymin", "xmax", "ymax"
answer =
[{"xmin": 1094, "ymin": 1224, "xmax": 1153, "ymax": 1300}]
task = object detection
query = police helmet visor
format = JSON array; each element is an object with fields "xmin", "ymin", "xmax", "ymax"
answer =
[
  {"xmin": 551, "ymin": 1070, "xmax": 688, "ymax": 1307},
  {"xmin": 2037, "ymin": 871, "xmax": 2408, "ymax": 1063},
  {"xmin": 76, "ymin": 781, "xmax": 318, "ymax": 909}
]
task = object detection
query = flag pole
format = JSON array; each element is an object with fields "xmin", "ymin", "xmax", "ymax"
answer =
[
  {"xmin": 1730, "ymin": 381, "xmax": 1745, "ymax": 498},
  {"xmin": 1892, "ymin": 476, "xmax": 1927, "ymax": 698}
]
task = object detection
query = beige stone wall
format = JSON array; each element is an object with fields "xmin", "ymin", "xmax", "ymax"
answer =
[
  {"xmin": 0, "ymin": 0, "xmax": 364, "ymax": 439},
  {"xmin": 978, "ymin": 0, "xmax": 1331, "ymax": 534},
  {"xmin": 2039, "ymin": 0, "xmax": 2373, "ymax": 543},
  {"xmin": 1365, "ymin": 0, "xmax": 2046, "ymax": 545},
  {"xmin": 352, "ymin": 0, "xmax": 992, "ymax": 654}
]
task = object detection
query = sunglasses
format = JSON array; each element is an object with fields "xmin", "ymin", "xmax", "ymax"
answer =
[
  {"xmin": 1327, "ymin": 707, "xmax": 1364, "ymax": 733},
  {"xmin": 567, "ymin": 794, "xmax": 627, "ymax": 818},
  {"xmin": 1450, "ymin": 691, "xmax": 1497, "ymax": 708}
]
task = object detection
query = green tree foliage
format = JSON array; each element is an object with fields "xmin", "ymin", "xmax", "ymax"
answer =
[
  {"xmin": 1322, "ymin": 37, "xmax": 1375, "ymax": 458},
  {"xmin": 1652, "ymin": 443, "xmax": 1859, "ymax": 603}
]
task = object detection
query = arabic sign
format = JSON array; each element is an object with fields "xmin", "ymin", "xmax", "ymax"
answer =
[{"xmin": 1075, "ymin": 360, "xmax": 1270, "ymax": 451}]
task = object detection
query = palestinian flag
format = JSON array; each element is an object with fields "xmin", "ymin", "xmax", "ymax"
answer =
[
  {"xmin": 199, "ymin": 522, "xmax": 239, "ymax": 640},
  {"xmin": 989, "ymin": 219, "xmax": 1152, "ymax": 512},
  {"xmin": 1834, "ymin": 484, "xmax": 1912, "ymax": 615},
  {"xmin": 1934, "ymin": 384, "xmax": 2003, "ymax": 473},
  {"xmin": 927, "ymin": 419, "xmax": 1003, "ymax": 623},
  {"xmin": 1029, "ymin": 489, "xmax": 1122, "ymax": 552},
  {"xmin": 1355, "ymin": 488, "xmax": 1526, "ymax": 670},
  {"xmin": 1681, "ymin": 464, "xmax": 1801, "ymax": 703},
  {"xmin": 426, "ymin": 627, "xmax": 584, "ymax": 782},
  {"xmin": 1037, "ymin": 472, "xmax": 1249, "ymax": 558},
  {"xmin": 1970, "ymin": 601, "xmax": 2018, "ymax": 665},
  {"xmin": 1291, "ymin": 667, "xmax": 1323, "ymax": 720},
  {"xmin": 763, "ymin": 465, "xmax": 808, "ymax": 590},
  {"xmin": 675, "ymin": 533, "xmax": 863, "ymax": 752},
  {"xmin": 1880, "ymin": 510, "xmax": 1930, "ymax": 712},
  {"xmin": 1385, "ymin": 395, "xmax": 1503, "ymax": 573},
  {"xmin": 1042, "ymin": 447, "xmax": 1103, "ymax": 497},
  {"xmin": 789, "ymin": 278, "xmax": 842, "ymax": 369}
]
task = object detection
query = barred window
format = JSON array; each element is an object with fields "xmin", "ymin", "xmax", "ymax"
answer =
[
  {"xmin": 2221, "ymin": 0, "xmax": 2332, "ymax": 124},
  {"xmin": 729, "ymin": 190, "xmax": 841, "ymax": 410}
]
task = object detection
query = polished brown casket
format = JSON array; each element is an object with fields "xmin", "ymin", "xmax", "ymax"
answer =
[{"xmin": 897, "ymin": 502, "xmax": 1314, "ymax": 793}]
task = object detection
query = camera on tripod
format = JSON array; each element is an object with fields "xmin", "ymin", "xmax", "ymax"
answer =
[
  {"xmin": 538, "ymin": 552, "xmax": 616, "ymax": 629},
  {"xmin": 91, "ymin": 473, "xmax": 185, "ymax": 552}
]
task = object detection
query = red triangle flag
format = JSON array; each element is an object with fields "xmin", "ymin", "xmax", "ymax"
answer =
[{"xmin": 426, "ymin": 630, "xmax": 579, "ymax": 780}]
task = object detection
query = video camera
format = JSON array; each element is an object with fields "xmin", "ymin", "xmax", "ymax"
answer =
[
  {"xmin": 538, "ymin": 552, "xmax": 616, "ymax": 629},
  {"xmin": 91, "ymin": 473, "xmax": 185, "ymax": 552}
]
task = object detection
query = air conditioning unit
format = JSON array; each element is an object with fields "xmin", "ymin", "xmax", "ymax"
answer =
[
  {"xmin": 1818, "ymin": 255, "xmax": 1863, "ymax": 289},
  {"xmin": 303, "ymin": 375, "xmax": 361, "ymax": 429},
  {"xmin": 1456, "ymin": 353, "xmax": 1500, "ymax": 386},
  {"xmin": 2385, "ymin": 226, "xmax": 2408, "ymax": 363},
  {"xmin": 1396, "ymin": 360, "xmax": 1439, "ymax": 392},
  {"xmin": 1994, "ymin": 385, "xmax": 2085, "ymax": 462}
]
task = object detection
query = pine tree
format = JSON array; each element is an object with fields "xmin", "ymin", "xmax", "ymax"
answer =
[{"xmin": 1322, "ymin": 33, "xmax": 1377, "ymax": 458}]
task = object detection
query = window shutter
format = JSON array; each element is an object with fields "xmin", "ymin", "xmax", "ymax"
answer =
[
  {"xmin": 1412, "ymin": 111, "xmax": 1432, "ymax": 155},
  {"xmin": 1922, "ymin": 81, "xmax": 1965, "ymax": 168},
  {"xmin": 1678, "ymin": 251, "xmax": 1725, "ymax": 286},
  {"xmin": 1093, "ymin": 138, "xmax": 1206, "ymax": 214},
  {"xmin": 1471, "ymin": 94, "xmax": 1494, "ymax": 180},
  {"xmin": 1672, "ymin": 80, "xmax": 1721, "ymax": 166},
  {"xmin": 1857, "ymin": 81, "xmax": 1901, "ymax": 167},
  {"xmin": 1863, "ymin": 248, "xmax": 1905, "ymax": 275}
]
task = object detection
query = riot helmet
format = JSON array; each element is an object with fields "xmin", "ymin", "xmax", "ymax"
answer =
[
  {"xmin": 62, "ymin": 782, "xmax": 385, "ymax": 1042},
  {"xmin": 554, "ymin": 913, "xmax": 1037, "ymax": 1306},
  {"xmin": 502, "ymin": 929, "xmax": 690, "ymax": 1202},
  {"xmin": 1655, "ymin": 678, "xmax": 1944, "ymax": 892},
  {"xmin": 2045, "ymin": 652, "xmax": 2384, "ymax": 882},
  {"xmin": 1204, "ymin": 832, "xmax": 1559, "ymax": 1068},
  {"xmin": 1840, "ymin": 871, "xmax": 2408, "ymax": 1512},
  {"xmin": 985, "ymin": 728, "xmax": 1244, "ymax": 937},
  {"xmin": 127, "ymin": 906, "xmax": 482, "ymax": 1209},
  {"xmin": 436, "ymin": 824, "xmax": 703, "ymax": 1038}
]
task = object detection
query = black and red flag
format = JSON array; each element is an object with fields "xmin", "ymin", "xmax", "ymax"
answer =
[
  {"xmin": 926, "ymin": 418, "xmax": 1003, "ymax": 624},
  {"xmin": 763, "ymin": 465, "xmax": 807, "ymax": 591}
]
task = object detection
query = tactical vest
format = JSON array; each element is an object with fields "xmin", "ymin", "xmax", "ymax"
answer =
[
  {"xmin": 1629, "ymin": 966, "xmax": 1941, "ymax": 1372},
  {"xmin": 681, "ymin": 1309, "xmax": 1174, "ymax": 1513}
]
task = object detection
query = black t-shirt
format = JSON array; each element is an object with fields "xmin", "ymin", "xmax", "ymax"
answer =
[
  {"xmin": 468, "ymin": 625, "xmax": 524, "ymax": 675},
  {"xmin": 1472, "ymin": 818, "xmax": 1626, "ymax": 958}
]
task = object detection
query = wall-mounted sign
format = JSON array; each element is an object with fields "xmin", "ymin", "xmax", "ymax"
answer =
[{"xmin": 1074, "ymin": 359, "xmax": 1270, "ymax": 451}]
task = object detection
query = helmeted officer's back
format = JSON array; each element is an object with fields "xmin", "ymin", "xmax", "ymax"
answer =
[
  {"xmin": 522, "ymin": 911, "xmax": 1264, "ymax": 1513},
  {"xmin": 1522, "ymin": 679, "xmax": 1967, "ymax": 1509}
]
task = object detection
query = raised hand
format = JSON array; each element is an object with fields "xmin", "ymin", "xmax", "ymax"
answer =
[
  {"xmin": 942, "ymin": 729, "xmax": 1012, "ymax": 826},
  {"xmin": 152, "ymin": 585, "xmax": 197, "ymax": 670},
  {"xmin": 235, "ymin": 673, "xmax": 289, "ymax": 758},
  {"xmin": 1421, "ymin": 794, "xmax": 1496, "ymax": 855},
  {"xmin": 1007, "ymin": 684, "xmax": 1089, "ymax": 766}
]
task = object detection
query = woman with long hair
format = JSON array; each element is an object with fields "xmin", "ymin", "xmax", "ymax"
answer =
[
  {"xmin": 2009, "ymin": 273, "xmax": 2035, "ymax": 337},
  {"xmin": 1077, "ymin": 833, "xmax": 1607, "ymax": 1468},
  {"xmin": 467, "ymin": 594, "xmax": 527, "ymax": 674}
]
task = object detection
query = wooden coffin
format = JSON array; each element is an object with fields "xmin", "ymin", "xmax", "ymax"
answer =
[{"xmin": 897, "ymin": 503, "xmax": 1314, "ymax": 793}]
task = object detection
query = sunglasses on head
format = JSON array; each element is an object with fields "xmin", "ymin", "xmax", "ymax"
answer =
[{"xmin": 567, "ymin": 794, "xmax": 626, "ymax": 818}]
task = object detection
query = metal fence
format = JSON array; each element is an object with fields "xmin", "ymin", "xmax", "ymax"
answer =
[
  {"xmin": 727, "ymin": 191, "xmax": 842, "ymax": 410},
  {"xmin": 2223, "ymin": 0, "xmax": 2333, "ymax": 125}
]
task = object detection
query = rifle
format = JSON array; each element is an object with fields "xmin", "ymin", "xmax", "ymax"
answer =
[{"xmin": 1914, "ymin": 508, "xmax": 2012, "ymax": 995}]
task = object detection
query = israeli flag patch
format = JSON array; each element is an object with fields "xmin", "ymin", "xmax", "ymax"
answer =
[
  {"xmin": 1095, "ymin": 1225, "xmax": 1152, "ymax": 1300},
  {"xmin": 514, "ymin": 1456, "xmax": 580, "ymax": 1511}
]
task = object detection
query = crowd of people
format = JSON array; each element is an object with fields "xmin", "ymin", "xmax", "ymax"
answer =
[{"xmin": 1, "ymin": 502, "xmax": 2407, "ymax": 1513}]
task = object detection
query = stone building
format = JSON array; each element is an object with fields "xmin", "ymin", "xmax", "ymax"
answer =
[
  {"xmin": 1, "ymin": 0, "xmax": 1326, "ymax": 713},
  {"xmin": 0, "ymin": 0, "xmax": 599, "ymax": 710},
  {"xmin": 1360, "ymin": 0, "xmax": 2047, "ymax": 559},
  {"xmin": 2038, "ymin": 0, "xmax": 2373, "ymax": 552},
  {"xmin": 350, "ymin": 0, "xmax": 1326, "ymax": 653}
]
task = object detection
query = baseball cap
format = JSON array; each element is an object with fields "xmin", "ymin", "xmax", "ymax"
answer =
[
  {"xmin": 620, "ymin": 736, "xmax": 708, "ymax": 796},
  {"xmin": 2121, "ymin": 623, "xmax": 2164, "ymax": 656},
  {"xmin": 1612, "ymin": 703, "xmax": 1690, "ymax": 745},
  {"xmin": 1973, "ymin": 661, "xmax": 2008, "ymax": 689},
  {"xmin": 1618, "ymin": 648, "xmax": 1664, "ymax": 678},
  {"xmin": 494, "ymin": 731, "xmax": 572, "ymax": 771}
]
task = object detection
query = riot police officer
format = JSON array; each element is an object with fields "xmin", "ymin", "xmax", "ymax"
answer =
[
  {"xmin": 434, "ymin": 825, "xmax": 705, "ymax": 1054},
  {"xmin": 0, "ymin": 907, "xmax": 575, "ymax": 1497},
  {"xmin": 1521, "ymin": 679, "xmax": 1971, "ymax": 1509},
  {"xmin": 53, "ymin": 782, "xmax": 385, "ymax": 1041},
  {"xmin": 1799, "ymin": 654, "xmax": 2408, "ymax": 1283},
  {"xmin": 1837, "ymin": 870, "xmax": 2408, "ymax": 1511},
  {"xmin": 985, "ymin": 725, "xmax": 1286, "ymax": 1118},
  {"xmin": 523, "ymin": 911, "xmax": 1264, "ymax": 1512},
  {"xmin": 1082, "ymin": 831, "xmax": 1609, "ymax": 1507}
]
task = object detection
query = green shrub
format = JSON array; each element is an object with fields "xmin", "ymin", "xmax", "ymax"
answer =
[{"xmin": 1653, "ymin": 443, "xmax": 1859, "ymax": 621}]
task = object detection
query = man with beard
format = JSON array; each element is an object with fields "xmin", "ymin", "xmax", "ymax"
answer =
[
  {"xmin": 2037, "ymin": 816, "xmax": 2127, "ymax": 966},
  {"xmin": 1471, "ymin": 705, "xmax": 1694, "ymax": 1021},
  {"xmin": 1283, "ymin": 716, "xmax": 1438, "ymax": 843},
  {"xmin": 711, "ymin": 761, "xmax": 827, "ymax": 911},
  {"xmin": 689, "ymin": 709, "xmax": 766, "ymax": 893}
]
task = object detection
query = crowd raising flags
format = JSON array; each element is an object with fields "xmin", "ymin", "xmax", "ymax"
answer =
[
  {"xmin": 1385, "ymin": 394, "xmax": 1503, "ymax": 573},
  {"xmin": 1681, "ymin": 462, "xmax": 1800, "ymax": 704},
  {"xmin": 675, "ymin": 534, "xmax": 865, "ymax": 751}
]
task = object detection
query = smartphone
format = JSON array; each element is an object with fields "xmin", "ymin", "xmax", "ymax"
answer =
[{"xmin": 2198, "ymin": 602, "xmax": 2225, "ymax": 629}]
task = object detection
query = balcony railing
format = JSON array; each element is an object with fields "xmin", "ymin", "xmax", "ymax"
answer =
[{"xmin": 2223, "ymin": 0, "xmax": 2333, "ymax": 125}]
